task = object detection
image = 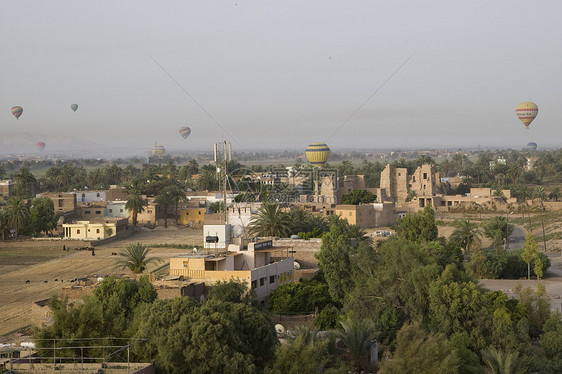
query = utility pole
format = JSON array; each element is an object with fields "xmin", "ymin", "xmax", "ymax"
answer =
[{"xmin": 214, "ymin": 141, "xmax": 231, "ymax": 224}]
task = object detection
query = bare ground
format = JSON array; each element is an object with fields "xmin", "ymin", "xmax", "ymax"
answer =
[{"xmin": 0, "ymin": 226, "xmax": 203, "ymax": 338}]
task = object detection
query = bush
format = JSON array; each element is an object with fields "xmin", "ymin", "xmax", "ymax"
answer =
[
  {"xmin": 467, "ymin": 249, "xmax": 550, "ymax": 279},
  {"xmin": 267, "ymin": 279, "xmax": 334, "ymax": 314}
]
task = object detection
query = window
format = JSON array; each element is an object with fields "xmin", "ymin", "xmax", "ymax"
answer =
[
  {"xmin": 147, "ymin": 210, "xmax": 152, "ymax": 213},
  {"xmin": 260, "ymin": 277, "xmax": 265, "ymax": 287},
  {"xmin": 82, "ymin": 193, "xmax": 85, "ymax": 198},
  {"xmin": 76, "ymin": 229, "xmax": 80, "ymax": 234},
  {"xmin": 269, "ymin": 275, "xmax": 275, "ymax": 284},
  {"xmin": 96, "ymin": 192, "xmax": 100, "ymax": 197},
  {"xmin": 96, "ymin": 229, "xmax": 100, "ymax": 233},
  {"xmin": 109, "ymin": 209, "xmax": 113, "ymax": 213},
  {"xmin": 120, "ymin": 209, "xmax": 123, "ymax": 212},
  {"xmin": 84, "ymin": 210, "xmax": 91, "ymax": 214},
  {"xmin": 251, "ymin": 280, "xmax": 257, "ymax": 289},
  {"xmin": 95, "ymin": 210, "xmax": 101, "ymax": 215},
  {"xmin": 423, "ymin": 173, "xmax": 427, "ymax": 179},
  {"xmin": 198, "ymin": 211, "xmax": 201, "ymax": 215},
  {"xmin": 58, "ymin": 200, "xmax": 63, "ymax": 208}
]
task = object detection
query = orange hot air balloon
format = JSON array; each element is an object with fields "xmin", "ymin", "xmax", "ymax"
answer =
[{"xmin": 516, "ymin": 102, "xmax": 538, "ymax": 129}]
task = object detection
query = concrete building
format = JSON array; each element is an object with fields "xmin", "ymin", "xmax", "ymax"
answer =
[
  {"xmin": 178, "ymin": 207, "xmax": 207, "ymax": 226},
  {"xmin": 169, "ymin": 240, "xmax": 294, "ymax": 303},
  {"xmin": 105, "ymin": 201, "xmax": 129, "ymax": 218},
  {"xmin": 133, "ymin": 200, "xmax": 161, "ymax": 225},
  {"xmin": 0, "ymin": 180, "xmax": 13, "ymax": 202},
  {"xmin": 63, "ymin": 219, "xmax": 127, "ymax": 240},
  {"xmin": 36, "ymin": 192, "xmax": 77, "ymax": 215},
  {"xmin": 203, "ymin": 224, "xmax": 231, "ymax": 249},
  {"xmin": 335, "ymin": 202, "xmax": 397, "ymax": 228},
  {"xmin": 75, "ymin": 190, "xmax": 107, "ymax": 203}
]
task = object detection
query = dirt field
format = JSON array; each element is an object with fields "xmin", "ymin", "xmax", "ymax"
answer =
[{"xmin": 0, "ymin": 226, "xmax": 203, "ymax": 338}]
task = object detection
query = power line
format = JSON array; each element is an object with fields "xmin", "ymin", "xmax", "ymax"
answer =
[
  {"xmin": 146, "ymin": 52, "xmax": 247, "ymax": 152},
  {"xmin": 324, "ymin": 53, "xmax": 415, "ymax": 143}
]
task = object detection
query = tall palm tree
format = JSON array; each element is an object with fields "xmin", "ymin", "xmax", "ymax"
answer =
[
  {"xmin": 125, "ymin": 188, "xmax": 147, "ymax": 227},
  {"xmin": 248, "ymin": 202, "xmax": 291, "ymax": 237},
  {"xmin": 167, "ymin": 184, "xmax": 188, "ymax": 220},
  {"xmin": 481, "ymin": 348, "xmax": 524, "ymax": 374},
  {"xmin": 4, "ymin": 196, "xmax": 30, "ymax": 240},
  {"xmin": 113, "ymin": 243, "xmax": 162, "ymax": 273},
  {"xmin": 0, "ymin": 211, "xmax": 9, "ymax": 240},
  {"xmin": 337, "ymin": 318, "xmax": 377, "ymax": 371},
  {"xmin": 13, "ymin": 167, "xmax": 37, "ymax": 198},
  {"xmin": 449, "ymin": 219, "xmax": 482, "ymax": 256},
  {"xmin": 155, "ymin": 188, "xmax": 175, "ymax": 228}
]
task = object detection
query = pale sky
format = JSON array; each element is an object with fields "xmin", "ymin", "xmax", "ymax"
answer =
[{"xmin": 1, "ymin": 1, "xmax": 561, "ymax": 156}]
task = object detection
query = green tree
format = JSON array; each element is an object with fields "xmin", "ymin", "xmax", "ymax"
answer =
[
  {"xmin": 12, "ymin": 167, "xmax": 37, "ymax": 198},
  {"xmin": 267, "ymin": 279, "xmax": 333, "ymax": 314},
  {"xmin": 29, "ymin": 197, "xmax": 58, "ymax": 235},
  {"xmin": 428, "ymin": 269, "xmax": 492, "ymax": 351},
  {"xmin": 521, "ymin": 234, "xmax": 539, "ymax": 280},
  {"xmin": 134, "ymin": 298, "xmax": 278, "ymax": 373},
  {"xmin": 113, "ymin": 243, "xmax": 162, "ymax": 273},
  {"xmin": 378, "ymin": 323, "xmax": 460, "ymax": 374},
  {"xmin": 208, "ymin": 279, "xmax": 253, "ymax": 304},
  {"xmin": 340, "ymin": 189, "xmax": 376, "ymax": 205},
  {"xmin": 395, "ymin": 206, "xmax": 438, "ymax": 244},
  {"xmin": 540, "ymin": 311, "xmax": 562, "ymax": 363},
  {"xmin": 548, "ymin": 187, "xmax": 561, "ymax": 202},
  {"xmin": 448, "ymin": 219, "xmax": 482, "ymax": 256},
  {"xmin": 155, "ymin": 187, "xmax": 176, "ymax": 228},
  {"xmin": 248, "ymin": 202, "xmax": 291, "ymax": 237},
  {"xmin": 316, "ymin": 217, "xmax": 372, "ymax": 304},
  {"xmin": 481, "ymin": 348, "xmax": 525, "ymax": 374},
  {"xmin": 483, "ymin": 216, "xmax": 513, "ymax": 249},
  {"xmin": 4, "ymin": 196, "xmax": 29, "ymax": 239},
  {"xmin": 125, "ymin": 179, "xmax": 147, "ymax": 227},
  {"xmin": 336, "ymin": 317, "xmax": 377, "ymax": 371}
]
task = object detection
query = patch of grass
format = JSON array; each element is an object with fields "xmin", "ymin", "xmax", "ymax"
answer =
[{"xmin": 150, "ymin": 243, "xmax": 203, "ymax": 250}]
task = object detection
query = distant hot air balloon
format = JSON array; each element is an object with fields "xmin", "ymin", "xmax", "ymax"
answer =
[
  {"xmin": 305, "ymin": 143, "xmax": 331, "ymax": 166},
  {"xmin": 36, "ymin": 142, "xmax": 46, "ymax": 152},
  {"xmin": 516, "ymin": 102, "xmax": 538, "ymax": 129},
  {"xmin": 527, "ymin": 142, "xmax": 537, "ymax": 150},
  {"xmin": 11, "ymin": 106, "xmax": 23, "ymax": 120},
  {"xmin": 70, "ymin": 104, "xmax": 79, "ymax": 112},
  {"xmin": 179, "ymin": 126, "xmax": 191, "ymax": 139}
]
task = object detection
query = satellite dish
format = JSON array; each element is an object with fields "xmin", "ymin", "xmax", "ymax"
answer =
[
  {"xmin": 275, "ymin": 324, "xmax": 285, "ymax": 334},
  {"xmin": 294, "ymin": 261, "xmax": 301, "ymax": 270}
]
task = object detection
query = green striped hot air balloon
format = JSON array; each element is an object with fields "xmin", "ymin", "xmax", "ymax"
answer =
[
  {"xmin": 305, "ymin": 143, "xmax": 331, "ymax": 166},
  {"xmin": 11, "ymin": 106, "xmax": 23, "ymax": 119},
  {"xmin": 179, "ymin": 126, "xmax": 191, "ymax": 139}
]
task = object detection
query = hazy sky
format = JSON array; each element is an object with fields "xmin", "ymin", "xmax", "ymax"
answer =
[{"xmin": 2, "ymin": 1, "xmax": 561, "ymax": 155}]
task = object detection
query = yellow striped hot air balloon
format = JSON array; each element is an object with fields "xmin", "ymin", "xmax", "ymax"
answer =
[
  {"xmin": 516, "ymin": 102, "xmax": 538, "ymax": 129},
  {"xmin": 305, "ymin": 143, "xmax": 331, "ymax": 166}
]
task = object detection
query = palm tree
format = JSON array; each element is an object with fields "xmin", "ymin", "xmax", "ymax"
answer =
[
  {"xmin": 4, "ymin": 197, "xmax": 30, "ymax": 240},
  {"xmin": 167, "ymin": 185, "xmax": 188, "ymax": 220},
  {"xmin": 549, "ymin": 187, "xmax": 561, "ymax": 202},
  {"xmin": 13, "ymin": 167, "xmax": 37, "ymax": 198},
  {"xmin": 125, "ymin": 187, "xmax": 147, "ymax": 227},
  {"xmin": 449, "ymin": 219, "xmax": 482, "ymax": 256},
  {"xmin": 113, "ymin": 243, "xmax": 162, "ymax": 273},
  {"xmin": 155, "ymin": 188, "xmax": 175, "ymax": 228},
  {"xmin": 481, "ymin": 348, "xmax": 524, "ymax": 374},
  {"xmin": 337, "ymin": 318, "xmax": 377, "ymax": 371},
  {"xmin": 0, "ymin": 211, "xmax": 9, "ymax": 240},
  {"xmin": 248, "ymin": 202, "xmax": 291, "ymax": 237}
]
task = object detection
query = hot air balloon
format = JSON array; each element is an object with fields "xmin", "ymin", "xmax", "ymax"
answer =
[
  {"xmin": 36, "ymin": 142, "xmax": 46, "ymax": 152},
  {"xmin": 179, "ymin": 126, "xmax": 191, "ymax": 139},
  {"xmin": 11, "ymin": 106, "xmax": 23, "ymax": 120},
  {"xmin": 527, "ymin": 142, "xmax": 537, "ymax": 150},
  {"xmin": 305, "ymin": 143, "xmax": 331, "ymax": 166},
  {"xmin": 516, "ymin": 102, "xmax": 538, "ymax": 129},
  {"xmin": 70, "ymin": 104, "xmax": 78, "ymax": 112}
]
